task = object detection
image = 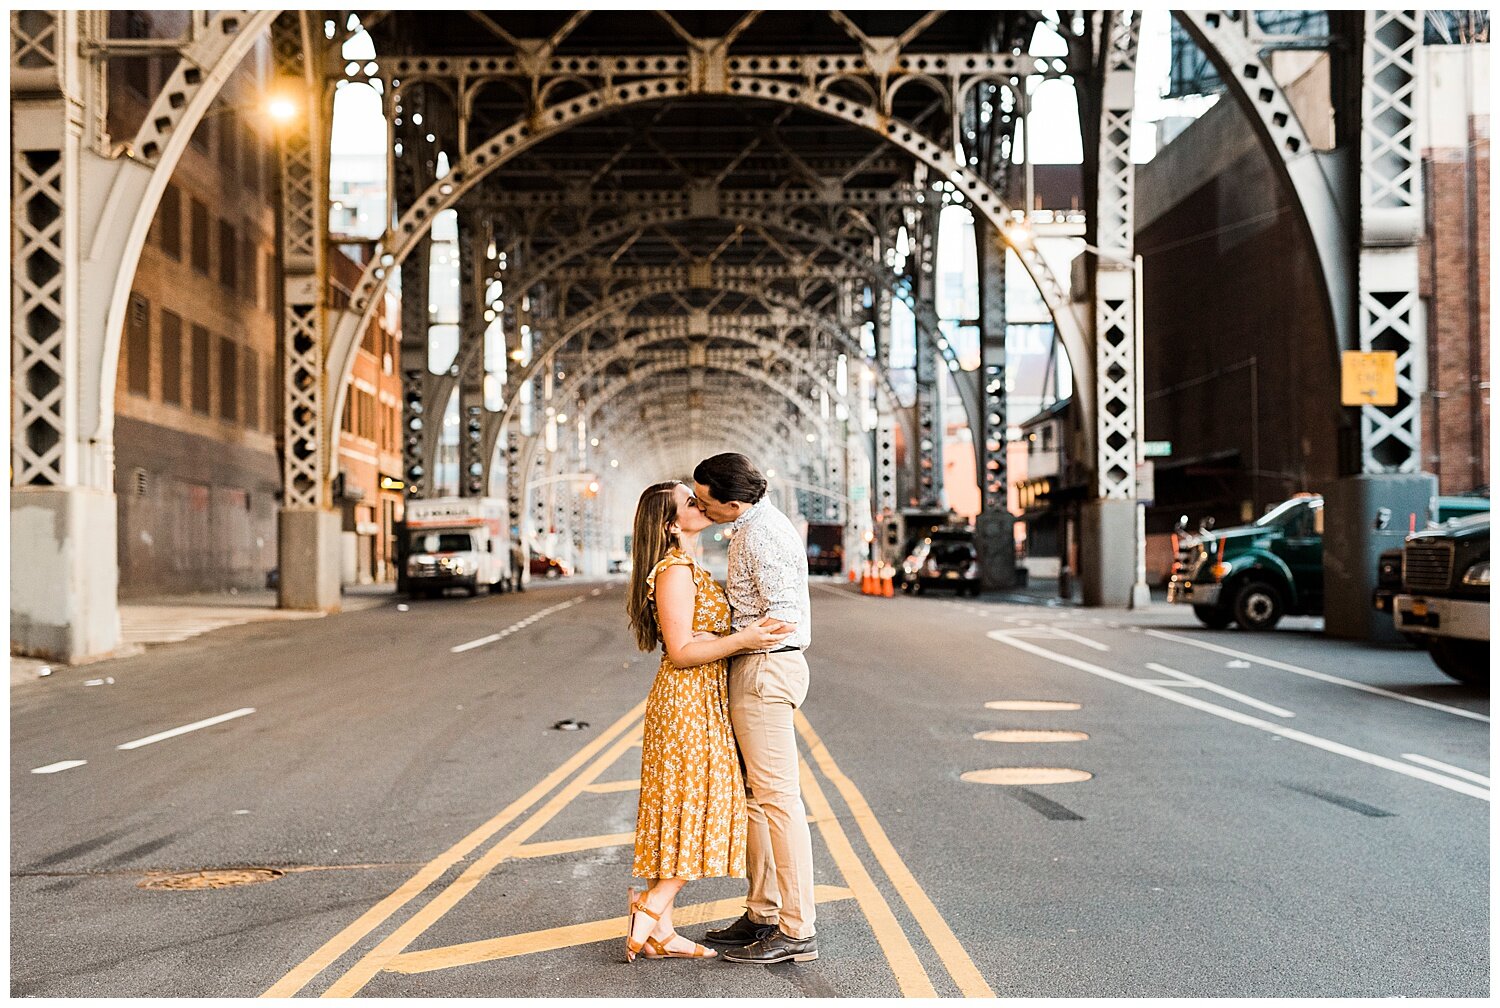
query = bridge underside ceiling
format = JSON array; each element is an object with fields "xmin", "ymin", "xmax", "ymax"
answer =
[{"xmin": 366, "ymin": 10, "xmax": 1047, "ymax": 482}]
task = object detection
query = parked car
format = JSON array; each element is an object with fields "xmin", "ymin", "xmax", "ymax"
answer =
[
  {"xmin": 530, "ymin": 555, "xmax": 571, "ymax": 579},
  {"xmin": 1372, "ymin": 495, "xmax": 1490, "ymax": 626},
  {"xmin": 1393, "ymin": 513, "xmax": 1489, "ymax": 689},
  {"xmin": 1168, "ymin": 494, "xmax": 1324, "ymax": 631},
  {"xmin": 607, "ymin": 558, "xmax": 630, "ymax": 574},
  {"xmin": 900, "ymin": 528, "xmax": 981, "ymax": 597}
]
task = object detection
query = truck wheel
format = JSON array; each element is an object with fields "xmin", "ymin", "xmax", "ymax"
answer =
[
  {"xmin": 1428, "ymin": 637, "xmax": 1489, "ymax": 690},
  {"xmin": 1193, "ymin": 604, "xmax": 1232, "ymax": 630},
  {"xmin": 1232, "ymin": 580, "xmax": 1284, "ymax": 631},
  {"xmin": 466, "ymin": 578, "xmax": 479, "ymax": 598}
]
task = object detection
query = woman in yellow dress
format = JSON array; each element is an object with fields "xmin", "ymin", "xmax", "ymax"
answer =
[{"xmin": 623, "ymin": 480, "xmax": 790, "ymax": 961}]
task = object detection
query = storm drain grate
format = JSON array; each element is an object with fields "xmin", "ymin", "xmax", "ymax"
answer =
[{"xmin": 138, "ymin": 868, "xmax": 285, "ymax": 890}]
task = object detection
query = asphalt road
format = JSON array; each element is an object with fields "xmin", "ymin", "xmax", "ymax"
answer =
[{"xmin": 10, "ymin": 579, "xmax": 1489, "ymax": 997}]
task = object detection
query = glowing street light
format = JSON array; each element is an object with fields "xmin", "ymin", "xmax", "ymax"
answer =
[{"xmin": 266, "ymin": 94, "xmax": 299, "ymax": 125}]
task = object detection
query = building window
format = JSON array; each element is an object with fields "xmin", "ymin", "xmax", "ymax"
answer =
[
  {"xmin": 218, "ymin": 335, "xmax": 239, "ymax": 422},
  {"xmin": 190, "ymin": 198, "xmax": 210, "ymax": 275},
  {"xmin": 243, "ymin": 131, "xmax": 261, "ymax": 195},
  {"xmin": 218, "ymin": 110, "xmax": 238, "ymax": 175},
  {"xmin": 160, "ymin": 309, "xmax": 183, "ymax": 406},
  {"xmin": 241, "ymin": 234, "xmax": 258, "ymax": 305},
  {"xmin": 190, "ymin": 324, "xmax": 211, "ymax": 415},
  {"xmin": 120, "ymin": 12, "xmax": 151, "ymax": 97},
  {"xmin": 126, "ymin": 294, "xmax": 151, "ymax": 397},
  {"xmin": 218, "ymin": 220, "xmax": 238, "ymax": 291},
  {"xmin": 244, "ymin": 347, "xmax": 260, "ymax": 429},
  {"xmin": 158, "ymin": 183, "xmax": 181, "ymax": 260}
]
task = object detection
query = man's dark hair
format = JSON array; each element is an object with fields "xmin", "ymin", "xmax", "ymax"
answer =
[{"xmin": 694, "ymin": 452, "xmax": 767, "ymax": 506}]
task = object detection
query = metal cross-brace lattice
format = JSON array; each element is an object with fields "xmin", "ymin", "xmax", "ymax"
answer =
[
  {"xmin": 324, "ymin": 35, "xmax": 1090, "ymax": 426},
  {"xmin": 1073, "ymin": 10, "xmax": 1142, "ymax": 502},
  {"xmin": 1357, "ymin": 9, "xmax": 1424, "ymax": 473},
  {"xmin": 273, "ymin": 12, "xmax": 333, "ymax": 510}
]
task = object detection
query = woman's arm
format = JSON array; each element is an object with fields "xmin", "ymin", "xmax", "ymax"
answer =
[{"xmin": 657, "ymin": 565, "xmax": 789, "ymax": 667}]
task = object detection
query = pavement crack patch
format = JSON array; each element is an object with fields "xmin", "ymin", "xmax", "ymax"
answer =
[
  {"xmin": 1011, "ymin": 788, "xmax": 1085, "ymax": 821},
  {"xmin": 1281, "ymin": 783, "xmax": 1395, "ymax": 818}
]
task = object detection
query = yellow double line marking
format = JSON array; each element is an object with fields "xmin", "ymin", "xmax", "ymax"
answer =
[
  {"xmin": 261, "ymin": 699, "xmax": 647, "ymax": 998},
  {"xmin": 264, "ymin": 699, "xmax": 992, "ymax": 998}
]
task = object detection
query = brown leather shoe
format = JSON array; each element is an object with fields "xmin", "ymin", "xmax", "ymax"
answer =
[
  {"xmin": 704, "ymin": 912, "xmax": 778, "ymax": 946},
  {"xmin": 721, "ymin": 929, "xmax": 818, "ymax": 964}
]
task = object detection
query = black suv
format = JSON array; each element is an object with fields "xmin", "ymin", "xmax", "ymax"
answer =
[
  {"xmin": 1393, "ymin": 513, "xmax": 1489, "ymax": 688},
  {"xmin": 900, "ymin": 527, "xmax": 981, "ymax": 597}
]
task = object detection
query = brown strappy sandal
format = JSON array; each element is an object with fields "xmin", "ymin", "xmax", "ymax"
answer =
[
  {"xmin": 641, "ymin": 932, "xmax": 717, "ymax": 960},
  {"xmin": 625, "ymin": 887, "xmax": 661, "ymax": 963}
]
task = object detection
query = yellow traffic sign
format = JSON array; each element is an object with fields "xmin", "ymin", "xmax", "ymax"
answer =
[{"xmin": 1341, "ymin": 351, "xmax": 1398, "ymax": 406}]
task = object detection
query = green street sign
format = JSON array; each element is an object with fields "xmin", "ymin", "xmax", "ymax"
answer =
[{"xmin": 1143, "ymin": 440, "xmax": 1173, "ymax": 458}]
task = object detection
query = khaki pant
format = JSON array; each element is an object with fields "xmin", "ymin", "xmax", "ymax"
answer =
[{"xmin": 728, "ymin": 651, "xmax": 815, "ymax": 940}]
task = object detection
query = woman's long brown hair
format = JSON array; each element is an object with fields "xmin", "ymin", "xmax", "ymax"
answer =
[{"xmin": 626, "ymin": 481, "xmax": 683, "ymax": 652}]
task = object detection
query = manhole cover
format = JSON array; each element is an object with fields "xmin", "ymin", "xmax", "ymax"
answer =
[
  {"xmin": 974, "ymin": 729, "xmax": 1090, "ymax": 743},
  {"xmin": 985, "ymin": 700, "xmax": 1082, "ymax": 712},
  {"xmin": 960, "ymin": 768, "xmax": 1094, "ymax": 786},
  {"xmin": 138, "ymin": 868, "xmax": 285, "ymax": 891}
]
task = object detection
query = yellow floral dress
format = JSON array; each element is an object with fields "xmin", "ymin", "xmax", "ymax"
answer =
[{"xmin": 633, "ymin": 548, "xmax": 748, "ymax": 881}]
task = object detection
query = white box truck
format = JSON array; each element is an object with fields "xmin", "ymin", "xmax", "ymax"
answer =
[{"xmin": 400, "ymin": 497, "xmax": 514, "ymax": 598}]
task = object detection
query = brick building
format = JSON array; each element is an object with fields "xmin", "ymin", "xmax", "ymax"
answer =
[
  {"xmin": 330, "ymin": 251, "xmax": 404, "ymax": 584},
  {"xmin": 108, "ymin": 12, "xmax": 281, "ymax": 595},
  {"xmin": 1135, "ymin": 36, "xmax": 1489, "ymax": 546},
  {"xmin": 1418, "ymin": 43, "xmax": 1490, "ymax": 493},
  {"xmin": 107, "ymin": 13, "xmax": 406, "ymax": 595}
]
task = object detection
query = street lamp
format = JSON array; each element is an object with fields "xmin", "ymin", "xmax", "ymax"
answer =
[{"xmin": 1003, "ymin": 220, "xmax": 1151, "ymax": 610}]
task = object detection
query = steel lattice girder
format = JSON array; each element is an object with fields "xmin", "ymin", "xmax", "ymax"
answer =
[{"xmin": 323, "ymin": 19, "xmax": 1091, "ymax": 441}]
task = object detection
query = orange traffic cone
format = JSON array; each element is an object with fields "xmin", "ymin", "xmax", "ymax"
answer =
[
  {"xmin": 848, "ymin": 567, "xmax": 858, "ymax": 584},
  {"xmin": 862, "ymin": 563, "xmax": 875, "ymax": 595},
  {"xmin": 881, "ymin": 568, "xmax": 894, "ymax": 597}
]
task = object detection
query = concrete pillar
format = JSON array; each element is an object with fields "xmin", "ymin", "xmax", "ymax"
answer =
[
  {"xmin": 10, "ymin": 487, "xmax": 122, "ymax": 662},
  {"xmin": 1323, "ymin": 472, "xmax": 1437, "ymax": 642},
  {"xmin": 278, "ymin": 507, "xmax": 342, "ymax": 611},
  {"xmin": 1081, "ymin": 497, "xmax": 1137, "ymax": 607}
]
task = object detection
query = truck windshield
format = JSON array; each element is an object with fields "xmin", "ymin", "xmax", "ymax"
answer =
[
  {"xmin": 413, "ymin": 532, "xmax": 475, "ymax": 553},
  {"xmin": 1255, "ymin": 498, "xmax": 1319, "ymax": 529}
]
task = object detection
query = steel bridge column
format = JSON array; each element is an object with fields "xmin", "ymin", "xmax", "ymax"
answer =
[
  {"xmin": 10, "ymin": 11, "xmax": 122, "ymax": 660},
  {"xmin": 457, "ymin": 206, "xmax": 487, "ymax": 496},
  {"xmin": 870, "ymin": 287, "xmax": 900, "ymax": 564},
  {"xmin": 395, "ymin": 168, "xmax": 432, "ymax": 501},
  {"xmin": 911, "ymin": 209, "xmax": 943, "ymax": 509},
  {"xmin": 273, "ymin": 13, "xmax": 341, "ymax": 612},
  {"xmin": 1079, "ymin": 11, "xmax": 1146, "ymax": 609},
  {"xmin": 973, "ymin": 218, "xmax": 1017, "ymax": 591},
  {"xmin": 1325, "ymin": 10, "xmax": 1434, "ymax": 641},
  {"xmin": 1355, "ymin": 9, "xmax": 1426, "ymax": 476}
]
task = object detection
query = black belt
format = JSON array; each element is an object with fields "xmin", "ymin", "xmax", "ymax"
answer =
[{"xmin": 770, "ymin": 645, "xmax": 801, "ymax": 654}]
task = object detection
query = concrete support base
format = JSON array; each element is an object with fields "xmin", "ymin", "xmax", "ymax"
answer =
[
  {"xmin": 1323, "ymin": 472, "xmax": 1437, "ymax": 642},
  {"xmin": 10, "ymin": 486, "xmax": 123, "ymax": 663},
  {"xmin": 278, "ymin": 508, "xmax": 342, "ymax": 611},
  {"xmin": 1081, "ymin": 497, "xmax": 1137, "ymax": 608},
  {"xmin": 975, "ymin": 509, "xmax": 1018, "ymax": 591}
]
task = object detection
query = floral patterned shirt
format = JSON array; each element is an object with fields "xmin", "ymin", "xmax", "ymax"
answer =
[{"xmin": 726, "ymin": 499, "xmax": 812, "ymax": 652}]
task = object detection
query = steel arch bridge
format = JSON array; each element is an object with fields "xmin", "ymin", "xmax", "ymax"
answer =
[{"xmin": 11, "ymin": 10, "xmax": 1426, "ymax": 661}]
